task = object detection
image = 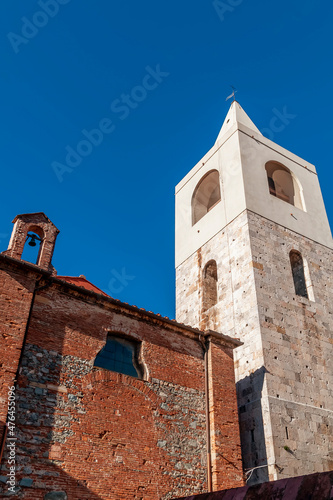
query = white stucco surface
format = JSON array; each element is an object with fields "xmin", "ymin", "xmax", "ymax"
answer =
[{"xmin": 175, "ymin": 103, "xmax": 332, "ymax": 268}]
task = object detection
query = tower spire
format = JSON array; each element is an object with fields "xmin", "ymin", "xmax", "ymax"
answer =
[{"xmin": 216, "ymin": 100, "xmax": 262, "ymax": 142}]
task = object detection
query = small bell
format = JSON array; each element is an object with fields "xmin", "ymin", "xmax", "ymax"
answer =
[
  {"xmin": 28, "ymin": 236, "xmax": 37, "ymax": 247},
  {"xmin": 26, "ymin": 233, "xmax": 41, "ymax": 247}
]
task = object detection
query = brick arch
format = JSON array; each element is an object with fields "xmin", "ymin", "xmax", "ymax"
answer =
[
  {"xmin": 100, "ymin": 326, "xmax": 142, "ymax": 342},
  {"xmin": 26, "ymin": 224, "xmax": 45, "ymax": 240},
  {"xmin": 3, "ymin": 212, "xmax": 59, "ymax": 272},
  {"xmin": 82, "ymin": 369, "xmax": 159, "ymax": 405}
]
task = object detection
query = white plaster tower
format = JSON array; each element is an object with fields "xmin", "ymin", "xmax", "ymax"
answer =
[{"xmin": 175, "ymin": 101, "xmax": 333, "ymax": 484}]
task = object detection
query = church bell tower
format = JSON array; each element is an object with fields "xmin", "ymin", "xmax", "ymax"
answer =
[{"xmin": 175, "ymin": 101, "xmax": 333, "ymax": 484}]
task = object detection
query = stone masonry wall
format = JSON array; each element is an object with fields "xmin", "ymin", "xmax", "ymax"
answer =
[
  {"xmin": 247, "ymin": 210, "xmax": 333, "ymax": 479},
  {"xmin": 176, "ymin": 210, "xmax": 270, "ymax": 483},
  {"xmin": 176, "ymin": 208, "xmax": 333, "ymax": 484}
]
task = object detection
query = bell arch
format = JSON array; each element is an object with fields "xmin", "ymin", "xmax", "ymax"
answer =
[
  {"xmin": 265, "ymin": 161, "xmax": 305, "ymax": 211},
  {"xmin": 21, "ymin": 225, "xmax": 44, "ymax": 266},
  {"xmin": 192, "ymin": 170, "xmax": 221, "ymax": 225},
  {"xmin": 2, "ymin": 212, "xmax": 59, "ymax": 273}
]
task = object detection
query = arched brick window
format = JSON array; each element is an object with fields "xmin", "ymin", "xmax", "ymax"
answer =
[
  {"xmin": 202, "ymin": 260, "xmax": 218, "ymax": 312},
  {"xmin": 94, "ymin": 334, "xmax": 144, "ymax": 379},
  {"xmin": 192, "ymin": 170, "xmax": 221, "ymax": 225},
  {"xmin": 21, "ymin": 226, "xmax": 44, "ymax": 266},
  {"xmin": 290, "ymin": 250, "xmax": 308, "ymax": 298},
  {"xmin": 265, "ymin": 161, "xmax": 305, "ymax": 211}
]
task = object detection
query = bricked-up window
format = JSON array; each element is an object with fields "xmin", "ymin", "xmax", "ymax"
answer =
[
  {"xmin": 290, "ymin": 250, "xmax": 308, "ymax": 298},
  {"xmin": 265, "ymin": 161, "xmax": 305, "ymax": 211},
  {"xmin": 202, "ymin": 260, "xmax": 218, "ymax": 312},
  {"xmin": 94, "ymin": 335, "xmax": 144, "ymax": 378},
  {"xmin": 192, "ymin": 170, "xmax": 221, "ymax": 225}
]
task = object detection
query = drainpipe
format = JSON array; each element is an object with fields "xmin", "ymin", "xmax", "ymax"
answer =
[
  {"xmin": 0, "ymin": 278, "xmax": 52, "ymax": 464},
  {"xmin": 199, "ymin": 334, "xmax": 213, "ymax": 493}
]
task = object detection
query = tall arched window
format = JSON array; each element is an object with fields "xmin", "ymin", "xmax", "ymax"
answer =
[
  {"xmin": 94, "ymin": 334, "xmax": 144, "ymax": 379},
  {"xmin": 290, "ymin": 250, "xmax": 308, "ymax": 298},
  {"xmin": 265, "ymin": 161, "xmax": 305, "ymax": 211},
  {"xmin": 192, "ymin": 170, "xmax": 221, "ymax": 225},
  {"xmin": 202, "ymin": 260, "xmax": 218, "ymax": 312}
]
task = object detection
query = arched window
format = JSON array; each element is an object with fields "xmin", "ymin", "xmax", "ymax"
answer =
[
  {"xmin": 290, "ymin": 250, "xmax": 308, "ymax": 298},
  {"xmin": 192, "ymin": 170, "xmax": 221, "ymax": 225},
  {"xmin": 265, "ymin": 161, "xmax": 305, "ymax": 210},
  {"xmin": 202, "ymin": 260, "xmax": 218, "ymax": 312},
  {"xmin": 21, "ymin": 226, "xmax": 44, "ymax": 265},
  {"xmin": 94, "ymin": 334, "xmax": 144, "ymax": 379}
]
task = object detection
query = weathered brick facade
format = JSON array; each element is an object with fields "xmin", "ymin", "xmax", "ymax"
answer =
[{"xmin": 0, "ymin": 216, "xmax": 243, "ymax": 500}]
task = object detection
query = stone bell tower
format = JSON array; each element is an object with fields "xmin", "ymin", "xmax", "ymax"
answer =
[{"xmin": 175, "ymin": 101, "xmax": 333, "ymax": 484}]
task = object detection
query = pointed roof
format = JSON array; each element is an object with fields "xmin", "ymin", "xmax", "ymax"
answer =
[
  {"xmin": 216, "ymin": 100, "xmax": 262, "ymax": 142},
  {"xmin": 12, "ymin": 212, "xmax": 59, "ymax": 231}
]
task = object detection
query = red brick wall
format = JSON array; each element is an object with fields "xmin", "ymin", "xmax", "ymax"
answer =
[
  {"xmin": 0, "ymin": 267, "xmax": 243, "ymax": 499},
  {"xmin": 0, "ymin": 263, "xmax": 36, "ymax": 440},
  {"xmin": 208, "ymin": 342, "xmax": 243, "ymax": 490}
]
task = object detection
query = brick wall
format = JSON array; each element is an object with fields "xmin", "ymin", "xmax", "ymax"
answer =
[
  {"xmin": 0, "ymin": 261, "xmax": 36, "ymax": 441},
  {"xmin": 0, "ymin": 260, "xmax": 243, "ymax": 499},
  {"xmin": 208, "ymin": 342, "xmax": 243, "ymax": 491}
]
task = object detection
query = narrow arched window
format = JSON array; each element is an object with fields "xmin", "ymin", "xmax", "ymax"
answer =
[
  {"xmin": 192, "ymin": 170, "xmax": 221, "ymax": 225},
  {"xmin": 94, "ymin": 334, "xmax": 144, "ymax": 379},
  {"xmin": 21, "ymin": 226, "xmax": 44, "ymax": 265},
  {"xmin": 202, "ymin": 260, "xmax": 218, "ymax": 312},
  {"xmin": 290, "ymin": 250, "xmax": 308, "ymax": 298},
  {"xmin": 265, "ymin": 161, "xmax": 305, "ymax": 211}
]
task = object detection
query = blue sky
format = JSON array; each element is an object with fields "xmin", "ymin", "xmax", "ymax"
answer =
[{"xmin": 0, "ymin": 0, "xmax": 332, "ymax": 318}]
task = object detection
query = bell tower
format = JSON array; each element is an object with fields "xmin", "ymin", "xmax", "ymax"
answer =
[
  {"xmin": 175, "ymin": 101, "xmax": 333, "ymax": 483},
  {"xmin": 2, "ymin": 212, "xmax": 59, "ymax": 273}
]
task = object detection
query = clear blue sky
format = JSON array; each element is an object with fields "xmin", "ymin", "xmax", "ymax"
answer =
[{"xmin": 1, "ymin": 0, "xmax": 332, "ymax": 318}]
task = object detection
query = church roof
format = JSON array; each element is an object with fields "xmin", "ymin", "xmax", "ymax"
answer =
[
  {"xmin": 216, "ymin": 100, "xmax": 262, "ymax": 142},
  {"xmin": 57, "ymin": 275, "xmax": 109, "ymax": 296}
]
